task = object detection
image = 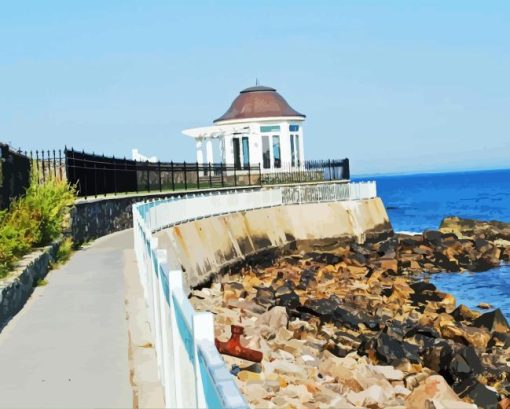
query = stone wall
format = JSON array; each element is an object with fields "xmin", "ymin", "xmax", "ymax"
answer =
[
  {"xmin": 155, "ymin": 198, "xmax": 392, "ymax": 288},
  {"xmin": 0, "ymin": 240, "xmax": 61, "ymax": 330},
  {"xmin": 70, "ymin": 187, "xmax": 255, "ymax": 245}
]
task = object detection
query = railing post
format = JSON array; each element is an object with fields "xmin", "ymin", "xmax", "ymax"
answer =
[
  {"xmin": 208, "ymin": 162, "xmax": 212, "ymax": 188},
  {"xmin": 258, "ymin": 163, "xmax": 262, "ymax": 186},
  {"xmin": 220, "ymin": 162, "xmax": 224, "ymax": 187},
  {"xmin": 233, "ymin": 164, "xmax": 237, "ymax": 187},
  {"xmin": 248, "ymin": 163, "xmax": 251, "ymax": 186}
]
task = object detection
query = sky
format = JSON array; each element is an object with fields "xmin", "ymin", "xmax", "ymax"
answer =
[{"xmin": 0, "ymin": 1, "xmax": 509, "ymax": 175}]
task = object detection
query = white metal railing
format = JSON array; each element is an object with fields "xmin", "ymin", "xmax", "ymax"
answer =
[
  {"xmin": 281, "ymin": 180, "xmax": 376, "ymax": 204},
  {"xmin": 132, "ymin": 181, "xmax": 376, "ymax": 408}
]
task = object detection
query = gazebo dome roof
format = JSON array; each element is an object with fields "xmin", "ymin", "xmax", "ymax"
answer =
[{"xmin": 213, "ymin": 85, "xmax": 305, "ymax": 123}]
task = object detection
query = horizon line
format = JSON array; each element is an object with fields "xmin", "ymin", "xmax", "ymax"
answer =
[{"xmin": 352, "ymin": 165, "xmax": 510, "ymax": 179}]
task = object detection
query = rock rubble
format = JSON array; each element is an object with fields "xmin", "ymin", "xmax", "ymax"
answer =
[{"xmin": 189, "ymin": 218, "xmax": 510, "ymax": 408}]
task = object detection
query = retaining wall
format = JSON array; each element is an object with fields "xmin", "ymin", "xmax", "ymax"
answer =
[
  {"xmin": 70, "ymin": 187, "xmax": 255, "ymax": 245},
  {"xmin": 156, "ymin": 197, "xmax": 391, "ymax": 288},
  {"xmin": 0, "ymin": 240, "xmax": 61, "ymax": 330}
]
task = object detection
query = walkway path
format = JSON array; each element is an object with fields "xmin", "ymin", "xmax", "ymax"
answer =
[{"xmin": 0, "ymin": 230, "xmax": 135, "ymax": 408}]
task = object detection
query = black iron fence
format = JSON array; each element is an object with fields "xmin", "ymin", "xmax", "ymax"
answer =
[
  {"xmin": 65, "ymin": 149, "xmax": 262, "ymax": 197},
  {"xmin": 0, "ymin": 144, "xmax": 31, "ymax": 209},
  {"xmin": 64, "ymin": 149, "xmax": 350, "ymax": 198},
  {"xmin": 0, "ymin": 144, "xmax": 351, "ymax": 200}
]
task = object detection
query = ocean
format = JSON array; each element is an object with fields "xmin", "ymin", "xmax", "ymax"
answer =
[{"xmin": 356, "ymin": 168, "xmax": 510, "ymax": 319}]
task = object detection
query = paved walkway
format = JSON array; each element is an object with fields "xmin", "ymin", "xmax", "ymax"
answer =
[{"xmin": 0, "ymin": 230, "xmax": 135, "ymax": 408}]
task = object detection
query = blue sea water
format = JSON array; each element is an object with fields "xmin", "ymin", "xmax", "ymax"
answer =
[{"xmin": 356, "ymin": 168, "xmax": 510, "ymax": 319}]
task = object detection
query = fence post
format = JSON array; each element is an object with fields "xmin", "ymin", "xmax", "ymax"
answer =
[
  {"xmin": 233, "ymin": 164, "xmax": 237, "ymax": 187},
  {"xmin": 220, "ymin": 162, "xmax": 224, "ymax": 188},
  {"xmin": 134, "ymin": 160, "xmax": 139, "ymax": 194},
  {"xmin": 146, "ymin": 160, "xmax": 150, "ymax": 193},
  {"xmin": 93, "ymin": 154, "xmax": 97, "ymax": 198},
  {"xmin": 112, "ymin": 155, "xmax": 117, "ymax": 196},
  {"xmin": 258, "ymin": 163, "xmax": 262, "ymax": 186},
  {"xmin": 196, "ymin": 162, "xmax": 200, "ymax": 190},
  {"xmin": 0, "ymin": 145, "xmax": 8, "ymax": 208},
  {"xmin": 52, "ymin": 150, "xmax": 56, "ymax": 178},
  {"xmin": 183, "ymin": 161, "xmax": 187, "ymax": 190},
  {"xmin": 59, "ymin": 149, "xmax": 63, "ymax": 180},
  {"xmin": 41, "ymin": 150, "xmax": 46, "ymax": 183},
  {"xmin": 158, "ymin": 161, "xmax": 162, "ymax": 192},
  {"xmin": 248, "ymin": 163, "xmax": 251, "ymax": 186},
  {"xmin": 102, "ymin": 154, "xmax": 106, "ymax": 197},
  {"xmin": 170, "ymin": 161, "xmax": 175, "ymax": 190},
  {"xmin": 343, "ymin": 158, "xmax": 350, "ymax": 180},
  {"xmin": 208, "ymin": 162, "xmax": 212, "ymax": 188}
]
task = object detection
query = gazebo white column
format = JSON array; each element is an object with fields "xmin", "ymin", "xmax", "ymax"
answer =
[
  {"xmin": 196, "ymin": 138, "xmax": 204, "ymax": 165},
  {"xmin": 205, "ymin": 138, "xmax": 214, "ymax": 164}
]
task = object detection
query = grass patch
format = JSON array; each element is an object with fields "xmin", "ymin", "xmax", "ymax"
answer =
[
  {"xmin": 56, "ymin": 237, "xmax": 73, "ymax": 264},
  {"xmin": 35, "ymin": 278, "xmax": 48, "ymax": 287},
  {"xmin": 49, "ymin": 237, "xmax": 74, "ymax": 270}
]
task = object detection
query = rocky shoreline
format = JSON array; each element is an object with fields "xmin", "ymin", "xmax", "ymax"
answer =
[{"xmin": 190, "ymin": 217, "xmax": 510, "ymax": 409}]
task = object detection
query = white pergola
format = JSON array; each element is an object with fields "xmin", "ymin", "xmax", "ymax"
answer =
[{"xmin": 182, "ymin": 124, "xmax": 252, "ymax": 165}]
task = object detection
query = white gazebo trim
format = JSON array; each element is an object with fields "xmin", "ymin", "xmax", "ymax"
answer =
[{"xmin": 213, "ymin": 116, "xmax": 305, "ymax": 126}]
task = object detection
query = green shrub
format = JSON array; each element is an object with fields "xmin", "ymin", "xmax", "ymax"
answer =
[{"xmin": 0, "ymin": 172, "xmax": 76, "ymax": 278}]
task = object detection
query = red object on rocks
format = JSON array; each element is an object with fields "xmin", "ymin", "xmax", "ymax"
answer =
[{"xmin": 215, "ymin": 325, "xmax": 263, "ymax": 363}]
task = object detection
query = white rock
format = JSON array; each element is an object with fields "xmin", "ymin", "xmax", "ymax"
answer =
[
  {"xmin": 371, "ymin": 365, "xmax": 405, "ymax": 381},
  {"xmin": 347, "ymin": 384, "xmax": 389, "ymax": 407},
  {"xmin": 394, "ymin": 385, "xmax": 411, "ymax": 396}
]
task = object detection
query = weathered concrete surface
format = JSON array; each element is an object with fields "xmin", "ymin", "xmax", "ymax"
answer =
[
  {"xmin": 0, "ymin": 230, "xmax": 133, "ymax": 408},
  {"xmin": 157, "ymin": 197, "xmax": 392, "ymax": 287},
  {"xmin": 123, "ymin": 249, "xmax": 165, "ymax": 408}
]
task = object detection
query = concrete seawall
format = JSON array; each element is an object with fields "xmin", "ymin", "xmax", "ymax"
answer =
[{"xmin": 156, "ymin": 197, "xmax": 391, "ymax": 288}]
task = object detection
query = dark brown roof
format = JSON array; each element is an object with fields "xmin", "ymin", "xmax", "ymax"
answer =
[{"xmin": 214, "ymin": 85, "xmax": 305, "ymax": 123}]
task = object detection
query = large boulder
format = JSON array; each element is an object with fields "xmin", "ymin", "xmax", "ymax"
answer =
[
  {"xmin": 301, "ymin": 296, "xmax": 338, "ymax": 322},
  {"xmin": 473, "ymin": 309, "xmax": 510, "ymax": 334},
  {"xmin": 453, "ymin": 379, "xmax": 500, "ymax": 409},
  {"xmin": 448, "ymin": 346, "xmax": 483, "ymax": 382},
  {"xmin": 452, "ymin": 304, "xmax": 481, "ymax": 323},
  {"xmin": 422, "ymin": 339, "xmax": 454, "ymax": 376},
  {"xmin": 276, "ymin": 290, "xmax": 301, "ymax": 310},
  {"xmin": 440, "ymin": 322, "xmax": 491, "ymax": 350},
  {"xmin": 360, "ymin": 332, "xmax": 419, "ymax": 366},
  {"xmin": 254, "ymin": 286, "xmax": 275, "ymax": 309},
  {"xmin": 405, "ymin": 375, "xmax": 477, "ymax": 409},
  {"xmin": 423, "ymin": 230, "xmax": 444, "ymax": 246}
]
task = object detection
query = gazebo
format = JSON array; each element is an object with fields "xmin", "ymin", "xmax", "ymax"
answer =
[{"xmin": 182, "ymin": 85, "xmax": 306, "ymax": 173}]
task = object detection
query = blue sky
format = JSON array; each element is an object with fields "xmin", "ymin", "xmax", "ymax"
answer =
[{"xmin": 1, "ymin": 1, "xmax": 508, "ymax": 175}]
